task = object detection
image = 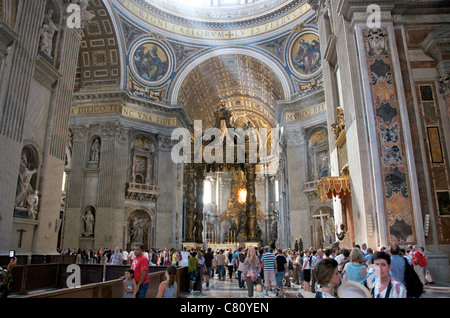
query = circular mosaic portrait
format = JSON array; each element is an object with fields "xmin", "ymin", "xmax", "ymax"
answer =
[
  {"xmin": 289, "ymin": 32, "xmax": 321, "ymax": 78},
  {"xmin": 130, "ymin": 40, "xmax": 172, "ymax": 85}
]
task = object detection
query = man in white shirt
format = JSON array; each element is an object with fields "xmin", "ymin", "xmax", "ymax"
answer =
[
  {"xmin": 122, "ymin": 250, "xmax": 129, "ymax": 265},
  {"xmin": 334, "ymin": 248, "xmax": 346, "ymax": 264}
]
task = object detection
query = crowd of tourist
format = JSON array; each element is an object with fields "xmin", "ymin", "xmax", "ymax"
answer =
[{"xmin": 56, "ymin": 242, "xmax": 434, "ymax": 299}]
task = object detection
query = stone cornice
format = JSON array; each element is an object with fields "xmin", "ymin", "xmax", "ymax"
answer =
[
  {"xmin": 0, "ymin": 21, "xmax": 18, "ymax": 56},
  {"xmin": 34, "ymin": 56, "xmax": 62, "ymax": 89},
  {"xmin": 422, "ymin": 25, "xmax": 450, "ymax": 62},
  {"xmin": 72, "ymin": 90, "xmax": 192, "ymax": 127}
]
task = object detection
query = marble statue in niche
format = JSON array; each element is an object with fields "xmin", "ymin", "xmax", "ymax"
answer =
[
  {"xmin": 81, "ymin": 207, "xmax": 95, "ymax": 237},
  {"xmin": 89, "ymin": 138, "xmax": 100, "ymax": 163},
  {"xmin": 15, "ymin": 153, "xmax": 38, "ymax": 209},
  {"xmin": 130, "ymin": 216, "xmax": 151, "ymax": 243},
  {"xmin": 39, "ymin": 9, "xmax": 58, "ymax": 59}
]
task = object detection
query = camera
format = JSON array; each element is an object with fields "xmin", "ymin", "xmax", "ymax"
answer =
[{"xmin": 9, "ymin": 250, "xmax": 15, "ymax": 258}]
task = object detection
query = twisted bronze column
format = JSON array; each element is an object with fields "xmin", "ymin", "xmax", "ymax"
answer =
[{"xmin": 184, "ymin": 164, "xmax": 195, "ymax": 242}]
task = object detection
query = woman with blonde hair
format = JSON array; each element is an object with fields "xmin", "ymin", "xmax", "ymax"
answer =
[
  {"xmin": 243, "ymin": 247, "xmax": 262, "ymax": 298},
  {"xmin": 342, "ymin": 248, "xmax": 367, "ymax": 285}
]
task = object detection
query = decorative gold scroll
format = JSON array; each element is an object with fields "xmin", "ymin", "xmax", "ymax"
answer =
[{"xmin": 317, "ymin": 176, "xmax": 351, "ymax": 203}]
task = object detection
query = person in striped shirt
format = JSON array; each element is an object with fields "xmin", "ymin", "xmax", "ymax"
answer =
[{"xmin": 261, "ymin": 246, "xmax": 277, "ymax": 296}]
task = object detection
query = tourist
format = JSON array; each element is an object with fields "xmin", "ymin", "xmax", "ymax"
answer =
[
  {"xmin": 0, "ymin": 257, "xmax": 17, "ymax": 298},
  {"xmin": 411, "ymin": 245, "xmax": 426, "ymax": 285},
  {"xmin": 298, "ymin": 251, "xmax": 305, "ymax": 288},
  {"xmin": 365, "ymin": 248, "xmax": 374, "ymax": 265},
  {"xmin": 275, "ymin": 248, "xmax": 288, "ymax": 297},
  {"xmin": 258, "ymin": 248, "xmax": 265, "ymax": 282},
  {"xmin": 334, "ymin": 248, "xmax": 345, "ymax": 264},
  {"xmin": 254, "ymin": 283, "xmax": 264, "ymax": 298},
  {"xmin": 371, "ymin": 251, "xmax": 406, "ymax": 298},
  {"xmin": 407, "ymin": 245, "xmax": 415, "ymax": 265},
  {"xmin": 122, "ymin": 269, "xmax": 137, "ymax": 298},
  {"xmin": 311, "ymin": 249, "xmax": 324, "ymax": 293},
  {"xmin": 128, "ymin": 249, "xmax": 135, "ymax": 264},
  {"xmin": 243, "ymin": 247, "xmax": 262, "ymax": 298},
  {"xmin": 420, "ymin": 247, "xmax": 434, "ymax": 284},
  {"xmin": 390, "ymin": 244, "xmax": 406, "ymax": 285},
  {"xmin": 261, "ymin": 246, "xmax": 277, "ymax": 296},
  {"xmin": 236, "ymin": 247, "xmax": 247, "ymax": 289},
  {"xmin": 226, "ymin": 250, "xmax": 234, "ymax": 281},
  {"xmin": 109, "ymin": 247, "xmax": 124, "ymax": 265},
  {"xmin": 204, "ymin": 247, "xmax": 214, "ymax": 289},
  {"xmin": 131, "ymin": 243, "xmax": 149, "ymax": 298},
  {"xmin": 216, "ymin": 249, "xmax": 226, "ymax": 281},
  {"xmin": 156, "ymin": 265, "xmax": 178, "ymax": 298},
  {"xmin": 302, "ymin": 249, "xmax": 312, "ymax": 292},
  {"xmin": 172, "ymin": 249, "xmax": 179, "ymax": 266},
  {"xmin": 292, "ymin": 251, "xmax": 301, "ymax": 285},
  {"xmin": 122, "ymin": 249, "xmax": 129, "ymax": 265},
  {"xmin": 342, "ymin": 248, "xmax": 367, "ymax": 285},
  {"xmin": 188, "ymin": 251, "xmax": 199, "ymax": 293},
  {"xmin": 313, "ymin": 258, "xmax": 341, "ymax": 298},
  {"xmin": 197, "ymin": 251, "xmax": 206, "ymax": 293},
  {"xmin": 232, "ymin": 249, "xmax": 238, "ymax": 279},
  {"xmin": 285, "ymin": 250, "xmax": 294, "ymax": 287},
  {"xmin": 361, "ymin": 243, "xmax": 368, "ymax": 255},
  {"xmin": 180, "ymin": 247, "xmax": 190, "ymax": 267},
  {"xmin": 338, "ymin": 248, "xmax": 350, "ymax": 272}
]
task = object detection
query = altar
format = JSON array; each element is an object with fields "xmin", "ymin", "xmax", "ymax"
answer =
[{"xmin": 182, "ymin": 101, "xmax": 275, "ymax": 249}]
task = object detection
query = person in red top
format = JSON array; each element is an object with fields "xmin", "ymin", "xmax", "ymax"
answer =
[
  {"xmin": 411, "ymin": 245, "xmax": 426, "ymax": 285},
  {"xmin": 131, "ymin": 243, "xmax": 149, "ymax": 298}
]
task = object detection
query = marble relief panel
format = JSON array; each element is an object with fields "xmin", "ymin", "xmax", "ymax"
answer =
[{"xmin": 362, "ymin": 28, "xmax": 416, "ymax": 245}]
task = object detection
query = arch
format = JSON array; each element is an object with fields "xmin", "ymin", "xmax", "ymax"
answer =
[
  {"xmin": 169, "ymin": 47, "xmax": 293, "ymax": 105},
  {"xmin": 124, "ymin": 206, "xmax": 155, "ymax": 250},
  {"xmin": 124, "ymin": 206, "xmax": 155, "ymax": 223}
]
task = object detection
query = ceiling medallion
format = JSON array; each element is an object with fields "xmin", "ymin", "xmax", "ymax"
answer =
[
  {"xmin": 129, "ymin": 38, "xmax": 173, "ymax": 87},
  {"xmin": 287, "ymin": 31, "xmax": 322, "ymax": 79}
]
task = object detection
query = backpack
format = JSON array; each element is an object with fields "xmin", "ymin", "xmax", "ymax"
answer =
[{"xmin": 403, "ymin": 258, "xmax": 424, "ymax": 298}]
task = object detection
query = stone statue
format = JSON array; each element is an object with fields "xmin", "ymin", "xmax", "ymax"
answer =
[
  {"xmin": 324, "ymin": 215, "xmax": 335, "ymax": 243},
  {"xmin": 26, "ymin": 190, "xmax": 39, "ymax": 219},
  {"xmin": 331, "ymin": 107, "xmax": 345, "ymax": 140},
  {"xmin": 336, "ymin": 223, "xmax": 347, "ymax": 241},
  {"xmin": 15, "ymin": 153, "xmax": 37, "ymax": 208},
  {"xmin": 81, "ymin": 208, "xmax": 95, "ymax": 237},
  {"xmin": 39, "ymin": 9, "xmax": 58, "ymax": 58},
  {"xmin": 130, "ymin": 217, "xmax": 149, "ymax": 243},
  {"xmin": 89, "ymin": 139, "xmax": 100, "ymax": 162}
]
